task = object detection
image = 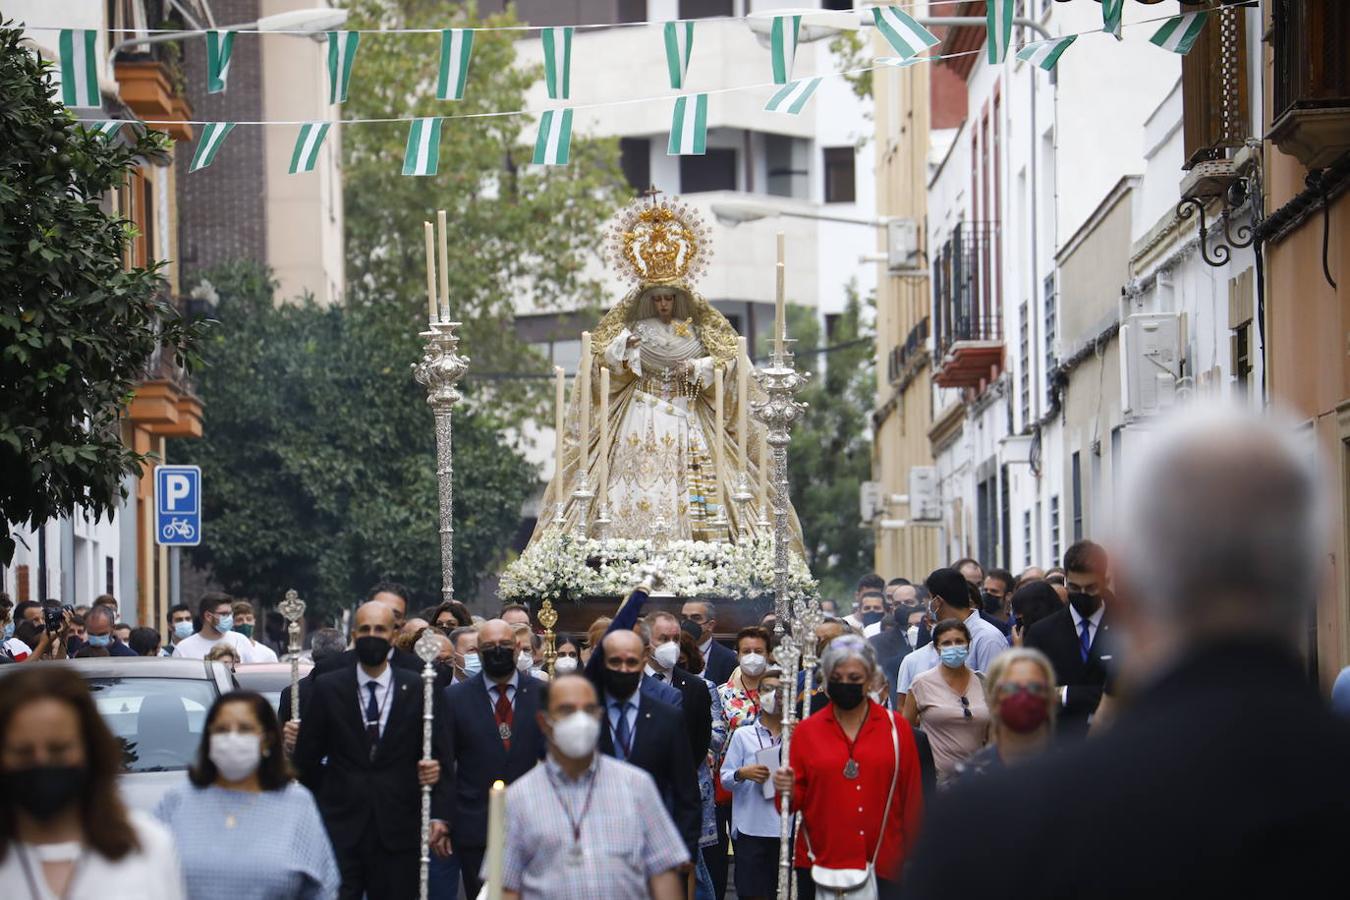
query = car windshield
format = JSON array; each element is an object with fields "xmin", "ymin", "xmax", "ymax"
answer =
[{"xmin": 86, "ymin": 677, "xmax": 216, "ymax": 773}]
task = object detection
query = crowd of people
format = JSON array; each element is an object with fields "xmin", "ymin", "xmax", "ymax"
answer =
[{"xmin": 2, "ymin": 408, "xmax": 1350, "ymax": 899}]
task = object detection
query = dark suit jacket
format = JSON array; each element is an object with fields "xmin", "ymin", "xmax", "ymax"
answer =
[
  {"xmin": 869, "ymin": 624, "xmax": 911, "ymax": 705},
  {"xmin": 316, "ymin": 645, "xmax": 422, "ymax": 675},
  {"xmin": 904, "ymin": 639, "xmax": 1350, "ymax": 899},
  {"xmin": 440, "ymin": 674, "xmax": 546, "ymax": 849},
  {"xmin": 641, "ymin": 672, "xmax": 684, "ymax": 708},
  {"xmin": 294, "ymin": 665, "xmax": 450, "ymax": 852},
  {"xmin": 668, "ymin": 667, "xmax": 713, "ymax": 760},
  {"xmin": 702, "ymin": 640, "xmax": 737, "ymax": 687},
  {"xmin": 599, "ymin": 691, "xmax": 701, "ymax": 856},
  {"xmin": 277, "ymin": 666, "xmax": 318, "ymax": 723},
  {"xmin": 1024, "ymin": 606, "xmax": 1112, "ymax": 739}
]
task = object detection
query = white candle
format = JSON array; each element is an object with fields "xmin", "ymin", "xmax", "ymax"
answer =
[
  {"xmin": 554, "ymin": 366, "xmax": 565, "ymax": 487},
  {"xmin": 737, "ymin": 336, "xmax": 748, "ymax": 468},
  {"xmin": 437, "ymin": 209, "xmax": 450, "ymax": 321},
  {"xmin": 774, "ymin": 232, "xmax": 786, "ymax": 359},
  {"xmin": 599, "ymin": 365, "xmax": 611, "ymax": 507},
  {"xmin": 485, "ymin": 780, "xmax": 506, "ymax": 900},
  {"xmin": 579, "ymin": 332, "xmax": 591, "ymax": 475},
  {"xmin": 423, "ymin": 222, "xmax": 437, "ymax": 324},
  {"xmin": 759, "ymin": 427, "xmax": 769, "ymax": 513},
  {"xmin": 714, "ymin": 368, "xmax": 725, "ymax": 485}
]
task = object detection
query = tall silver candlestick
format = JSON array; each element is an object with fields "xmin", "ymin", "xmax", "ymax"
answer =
[
  {"xmin": 278, "ymin": 589, "xmax": 306, "ymax": 722},
  {"xmin": 413, "ymin": 629, "xmax": 442, "ymax": 900},
  {"xmin": 413, "ymin": 321, "xmax": 470, "ymax": 602}
]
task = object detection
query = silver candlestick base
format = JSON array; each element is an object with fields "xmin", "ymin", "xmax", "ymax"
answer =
[{"xmin": 731, "ymin": 470, "xmax": 755, "ymax": 504}]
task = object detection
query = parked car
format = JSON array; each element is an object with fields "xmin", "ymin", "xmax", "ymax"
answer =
[
  {"xmin": 0, "ymin": 657, "xmax": 235, "ymax": 811},
  {"xmin": 234, "ymin": 660, "xmax": 314, "ymax": 713}
]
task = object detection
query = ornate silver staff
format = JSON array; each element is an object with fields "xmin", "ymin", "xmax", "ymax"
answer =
[
  {"xmin": 414, "ymin": 320, "xmax": 469, "ymax": 603},
  {"xmin": 772, "ymin": 626, "xmax": 801, "ymax": 899},
  {"xmin": 413, "ymin": 628, "xmax": 441, "ymax": 900},
  {"xmin": 279, "ymin": 589, "xmax": 305, "ymax": 722}
]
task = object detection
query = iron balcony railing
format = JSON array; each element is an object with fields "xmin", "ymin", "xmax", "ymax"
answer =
[{"xmin": 932, "ymin": 221, "xmax": 1002, "ymax": 359}]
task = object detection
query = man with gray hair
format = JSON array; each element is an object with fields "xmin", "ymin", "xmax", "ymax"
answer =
[{"xmin": 906, "ymin": 404, "xmax": 1350, "ymax": 898}]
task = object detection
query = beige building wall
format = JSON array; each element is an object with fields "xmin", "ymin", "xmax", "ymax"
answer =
[
  {"xmin": 871, "ymin": 35, "xmax": 940, "ymax": 582},
  {"xmin": 261, "ymin": 0, "xmax": 345, "ymax": 306}
]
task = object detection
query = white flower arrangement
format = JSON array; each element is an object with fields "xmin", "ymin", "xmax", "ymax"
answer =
[{"xmin": 498, "ymin": 531, "xmax": 818, "ymax": 603}]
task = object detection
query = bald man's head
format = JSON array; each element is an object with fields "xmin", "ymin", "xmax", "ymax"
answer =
[{"xmin": 354, "ymin": 600, "xmax": 395, "ymax": 634}]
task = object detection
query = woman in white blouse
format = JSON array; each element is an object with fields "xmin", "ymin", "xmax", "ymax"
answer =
[{"xmin": 0, "ymin": 667, "xmax": 184, "ymax": 900}]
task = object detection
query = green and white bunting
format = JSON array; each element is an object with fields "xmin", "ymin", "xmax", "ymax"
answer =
[
  {"xmin": 289, "ymin": 123, "xmax": 332, "ymax": 174},
  {"xmin": 542, "ymin": 27, "xmax": 573, "ymax": 100},
  {"xmin": 770, "ymin": 15, "xmax": 801, "ymax": 85},
  {"xmin": 872, "ymin": 6, "xmax": 939, "ymax": 61},
  {"xmin": 1102, "ymin": 0, "xmax": 1124, "ymax": 41},
  {"xmin": 664, "ymin": 21, "xmax": 695, "ymax": 90},
  {"xmin": 1015, "ymin": 35, "xmax": 1077, "ymax": 71},
  {"xmin": 189, "ymin": 122, "xmax": 236, "ymax": 172},
  {"xmin": 59, "ymin": 29, "xmax": 100, "ymax": 108},
  {"xmin": 1150, "ymin": 13, "xmax": 1208, "ymax": 56},
  {"xmin": 668, "ymin": 94, "xmax": 708, "ymax": 155},
  {"xmin": 327, "ymin": 31, "xmax": 360, "ymax": 104},
  {"xmin": 533, "ymin": 109, "xmax": 573, "ymax": 166},
  {"xmin": 83, "ymin": 120, "xmax": 126, "ymax": 139},
  {"xmin": 437, "ymin": 29, "xmax": 475, "ymax": 100},
  {"xmin": 764, "ymin": 78, "xmax": 822, "ymax": 116},
  {"xmin": 206, "ymin": 30, "xmax": 236, "ymax": 94},
  {"xmin": 402, "ymin": 118, "xmax": 443, "ymax": 176},
  {"xmin": 986, "ymin": 0, "xmax": 1014, "ymax": 64}
]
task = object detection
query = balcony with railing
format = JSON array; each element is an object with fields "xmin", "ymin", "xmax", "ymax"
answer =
[
  {"xmin": 932, "ymin": 222, "xmax": 1003, "ymax": 389},
  {"xmin": 887, "ymin": 316, "xmax": 930, "ymax": 388},
  {"xmin": 127, "ymin": 308, "xmax": 202, "ymax": 440},
  {"xmin": 1268, "ymin": 0, "xmax": 1350, "ymax": 169},
  {"xmin": 112, "ymin": 2, "xmax": 194, "ymax": 141}
]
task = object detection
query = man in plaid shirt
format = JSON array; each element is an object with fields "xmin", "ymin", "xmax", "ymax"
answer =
[{"xmin": 488, "ymin": 674, "xmax": 689, "ymax": 899}]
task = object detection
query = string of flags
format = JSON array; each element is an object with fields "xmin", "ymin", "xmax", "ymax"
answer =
[{"xmin": 54, "ymin": 5, "xmax": 1233, "ymax": 178}]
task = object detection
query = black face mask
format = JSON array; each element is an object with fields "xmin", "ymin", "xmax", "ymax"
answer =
[
  {"xmin": 861, "ymin": 611, "xmax": 884, "ymax": 628},
  {"xmin": 354, "ymin": 636, "xmax": 390, "ymax": 667},
  {"xmin": 480, "ymin": 644, "xmax": 516, "ymax": 679},
  {"xmin": 1, "ymin": 765, "xmax": 87, "ymax": 820},
  {"xmin": 1068, "ymin": 592, "xmax": 1102, "ymax": 619},
  {"xmin": 827, "ymin": 681, "xmax": 865, "ymax": 711},
  {"xmin": 602, "ymin": 666, "xmax": 642, "ymax": 700},
  {"xmin": 980, "ymin": 591, "xmax": 1002, "ymax": 614}
]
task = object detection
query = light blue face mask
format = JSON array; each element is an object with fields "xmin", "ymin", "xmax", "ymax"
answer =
[
  {"xmin": 939, "ymin": 645, "xmax": 969, "ymax": 669},
  {"xmin": 462, "ymin": 652, "xmax": 482, "ymax": 677},
  {"xmin": 86, "ymin": 633, "xmax": 112, "ymax": 648},
  {"xmin": 173, "ymin": 621, "xmax": 194, "ymax": 641},
  {"xmin": 215, "ymin": 614, "xmax": 234, "ymax": 634}
]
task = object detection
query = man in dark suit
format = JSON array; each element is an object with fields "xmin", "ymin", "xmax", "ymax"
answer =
[
  {"xmin": 906, "ymin": 408, "xmax": 1350, "ymax": 899},
  {"xmin": 595, "ymin": 629, "xmax": 702, "ymax": 861},
  {"xmin": 436, "ymin": 619, "xmax": 546, "ymax": 899},
  {"xmin": 278, "ymin": 627, "xmax": 352, "ymax": 724},
  {"xmin": 681, "ymin": 599, "xmax": 736, "ymax": 686},
  {"xmin": 293, "ymin": 601, "xmax": 449, "ymax": 900},
  {"xmin": 1024, "ymin": 540, "xmax": 1112, "ymax": 740},
  {"xmin": 644, "ymin": 612, "xmax": 713, "ymax": 761}
]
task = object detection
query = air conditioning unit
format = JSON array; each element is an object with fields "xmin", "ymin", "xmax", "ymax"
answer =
[
  {"xmin": 908, "ymin": 466, "xmax": 942, "ymax": 522},
  {"xmin": 887, "ymin": 219, "xmax": 921, "ymax": 272},
  {"xmin": 859, "ymin": 481, "xmax": 883, "ymax": 523},
  {"xmin": 1120, "ymin": 312, "xmax": 1183, "ymax": 418}
]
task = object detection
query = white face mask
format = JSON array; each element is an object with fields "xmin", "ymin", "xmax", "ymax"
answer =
[
  {"xmin": 906, "ymin": 625, "xmax": 920, "ymax": 647},
  {"xmin": 551, "ymin": 711, "xmax": 601, "ymax": 759},
  {"xmin": 740, "ymin": 652, "xmax": 767, "ymax": 677},
  {"xmin": 869, "ymin": 689, "xmax": 886, "ymax": 705},
  {"xmin": 553, "ymin": 656, "xmax": 579, "ymax": 675},
  {"xmin": 652, "ymin": 641, "xmax": 680, "ymax": 671},
  {"xmin": 759, "ymin": 688, "xmax": 778, "ymax": 716},
  {"xmin": 209, "ymin": 731, "xmax": 262, "ymax": 781},
  {"xmin": 516, "ymin": 651, "xmax": 534, "ymax": 672}
]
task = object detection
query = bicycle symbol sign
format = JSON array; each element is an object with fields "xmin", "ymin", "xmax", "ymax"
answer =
[{"xmin": 155, "ymin": 465, "xmax": 201, "ymax": 547}]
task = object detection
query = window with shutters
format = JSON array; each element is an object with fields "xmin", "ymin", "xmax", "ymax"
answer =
[
  {"xmin": 1269, "ymin": 0, "xmax": 1350, "ymax": 169},
  {"xmin": 1180, "ymin": 5, "xmax": 1249, "ymax": 170}
]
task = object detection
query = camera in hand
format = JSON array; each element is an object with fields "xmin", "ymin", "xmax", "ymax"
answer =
[{"xmin": 44, "ymin": 604, "xmax": 72, "ymax": 633}]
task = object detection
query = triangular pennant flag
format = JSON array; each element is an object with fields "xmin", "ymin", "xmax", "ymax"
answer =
[
  {"xmin": 402, "ymin": 118, "xmax": 443, "ymax": 176},
  {"xmin": 770, "ymin": 15, "xmax": 801, "ymax": 85},
  {"xmin": 533, "ymin": 109, "xmax": 573, "ymax": 166},
  {"xmin": 668, "ymin": 94, "xmax": 708, "ymax": 155},
  {"xmin": 1150, "ymin": 13, "xmax": 1208, "ymax": 55},
  {"xmin": 664, "ymin": 20, "xmax": 695, "ymax": 89},
  {"xmin": 82, "ymin": 120, "xmax": 126, "ymax": 139},
  {"xmin": 1015, "ymin": 35, "xmax": 1077, "ymax": 71},
  {"xmin": 59, "ymin": 30, "xmax": 101, "ymax": 108},
  {"xmin": 206, "ymin": 30, "xmax": 236, "ymax": 94},
  {"xmin": 437, "ymin": 29, "xmax": 475, "ymax": 101},
  {"xmin": 764, "ymin": 78, "xmax": 822, "ymax": 116},
  {"xmin": 289, "ymin": 122, "xmax": 331, "ymax": 174},
  {"xmin": 189, "ymin": 122, "xmax": 236, "ymax": 172},
  {"xmin": 986, "ymin": 0, "xmax": 1014, "ymax": 64},
  {"xmin": 872, "ymin": 6, "xmax": 939, "ymax": 61},
  {"xmin": 542, "ymin": 27, "xmax": 573, "ymax": 100},
  {"xmin": 327, "ymin": 31, "xmax": 360, "ymax": 104},
  {"xmin": 1102, "ymin": 0, "xmax": 1124, "ymax": 41}
]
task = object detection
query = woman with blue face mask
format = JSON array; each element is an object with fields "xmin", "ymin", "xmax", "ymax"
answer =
[{"xmin": 902, "ymin": 619, "xmax": 990, "ymax": 787}]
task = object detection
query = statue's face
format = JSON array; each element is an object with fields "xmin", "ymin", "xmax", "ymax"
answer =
[{"xmin": 652, "ymin": 293, "xmax": 675, "ymax": 320}]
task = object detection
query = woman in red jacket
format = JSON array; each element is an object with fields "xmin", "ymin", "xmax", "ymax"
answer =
[{"xmin": 773, "ymin": 634, "xmax": 925, "ymax": 899}]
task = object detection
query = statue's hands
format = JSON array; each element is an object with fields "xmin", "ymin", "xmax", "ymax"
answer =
[{"xmin": 626, "ymin": 334, "xmax": 641, "ymax": 349}]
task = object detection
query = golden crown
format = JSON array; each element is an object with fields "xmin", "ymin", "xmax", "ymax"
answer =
[{"xmin": 605, "ymin": 189, "xmax": 712, "ymax": 286}]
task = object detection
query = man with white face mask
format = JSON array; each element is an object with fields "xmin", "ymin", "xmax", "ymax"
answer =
[
  {"xmin": 493, "ymin": 675, "xmax": 689, "ymax": 899},
  {"xmin": 644, "ymin": 613, "xmax": 713, "ymax": 763}
]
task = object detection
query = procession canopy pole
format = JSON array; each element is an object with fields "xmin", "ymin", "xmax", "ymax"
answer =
[
  {"xmin": 278, "ymin": 589, "xmax": 306, "ymax": 723},
  {"xmin": 413, "ymin": 629, "xmax": 442, "ymax": 900}
]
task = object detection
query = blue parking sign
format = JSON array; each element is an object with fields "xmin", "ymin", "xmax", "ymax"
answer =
[{"xmin": 155, "ymin": 465, "xmax": 201, "ymax": 546}]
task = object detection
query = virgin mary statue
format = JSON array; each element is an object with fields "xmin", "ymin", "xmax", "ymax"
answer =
[{"xmin": 529, "ymin": 193, "xmax": 803, "ymax": 547}]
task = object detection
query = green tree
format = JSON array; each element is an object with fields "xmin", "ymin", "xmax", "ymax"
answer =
[
  {"xmin": 171, "ymin": 262, "xmax": 533, "ymax": 615},
  {"xmin": 786, "ymin": 289, "xmax": 876, "ymax": 600},
  {"xmin": 0, "ymin": 24, "xmax": 203, "ymax": 563}
]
